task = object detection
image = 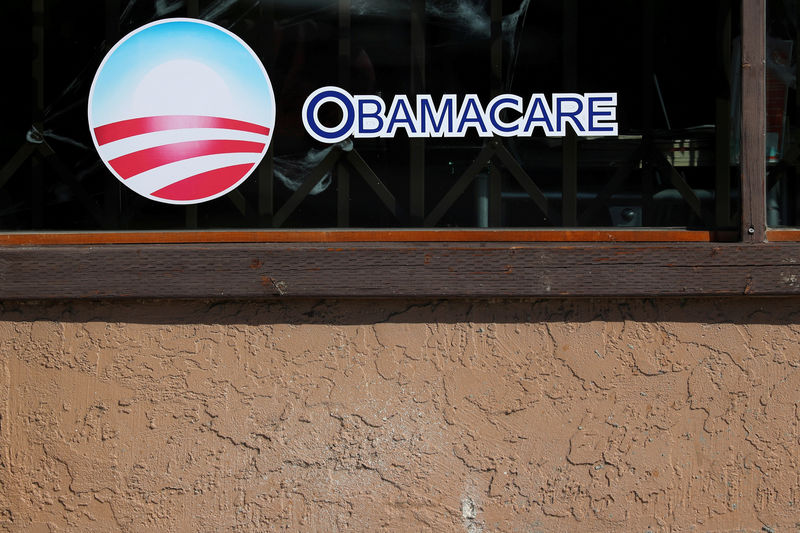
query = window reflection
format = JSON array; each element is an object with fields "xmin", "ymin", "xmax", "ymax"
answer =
[
  {"xmin": 766, "ymin": 0, "xmax": 799, "ymax": 227},
  {"xmin": 0, "ymin": 0, "xmax": 741, "ymax": 231}
]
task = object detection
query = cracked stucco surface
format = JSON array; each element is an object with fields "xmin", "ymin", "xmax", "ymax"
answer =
[{"xmin": 1, "ymin": 299, "xmax": 799, "ymax": 532}]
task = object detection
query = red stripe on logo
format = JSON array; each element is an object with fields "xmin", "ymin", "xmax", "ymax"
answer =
[
  {"xmin": 94, "ymin": 116, "xmax": 271, "ymax": 145},
  {"xmin": 151, "ymin": 163, "xmax": 255, "ymax": 201},
  {"xmin": 108, "ymin": 139, "xmax": 265, "ymax": 179}
]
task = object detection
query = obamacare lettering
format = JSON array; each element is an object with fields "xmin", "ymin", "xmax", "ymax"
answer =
[
  {"xmin": 303, "ymin": 87, "xmax": 618, "ymax": 143},
  {"xmin": 90, "ymin": 19, "xmax": 618, "ymax": 204}
]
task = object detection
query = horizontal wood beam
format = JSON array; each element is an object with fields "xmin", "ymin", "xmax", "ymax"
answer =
[
  {"xmin": 1, "ymin": 242, "xmax": 799, "ymax": 298},
  {"xmin": 0, "ymin": 229, "xmax": 737, "ymax": 246}
]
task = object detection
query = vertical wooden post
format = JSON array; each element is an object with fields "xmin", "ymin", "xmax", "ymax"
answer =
[
  {"xmin": 487, "ymin": 0, "xmax": 503, "ymax": 227},
  {"xmin": 715, "ymin": 0, "xmax": 732, "ymax": 229},
  {"xmin": 259, "ymin": 0, "xmax": 275, "ymax": 227},
  {"xmin": 260, "ymin": 145, "xmax": 275, "ymax": 227},
  {"xmin": 489, "ymin": 161, "xmax": 502, "ymax": 227},
  {"xmin": 337, "ymin": 163, "xmax": 350, "ymax": 227},
  {"xmin": 338, "ymin": 0, "xmax": 351, "ymax": 88},
  {"xmin": 104, "ymin": 0, "xmax": 122, "ymax": 229},
  {"xmin": 562, "ymin": 0, "xmax": 578, "ymax": 226},
  {"xmin": 184, "ymin": 0, "xmax": 201, "ymax": 228},
  {"xmin": 409, "ymin": 0, "xmax": 426, "ymax": 226},
  {"xmin": 489, "ymin": 0, "xmax": 503, "ymax": 98},
  {"xmin": 31, "ymin": 0, "xmax": 45, "ymax": 229},
  {"xmin": 741, "ymin": 0, "xmax": 766, "ymax": 242},
  {"xmin": 337, "ymin": 0, "xmax": 351, "ymax": 227},
  {"xmin": 641, "ymin": 2, "xmax": 655, "ymax": 226},
  {"xmin": 337, "ymin": 0, "xmax": 353, "ymax": 230}
]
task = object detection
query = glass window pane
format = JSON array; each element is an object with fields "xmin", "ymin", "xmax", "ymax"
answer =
[
  {"xmin": 766, "ymin": 0, "xmax": 799, "ymax": 227},
  {"xmin": 0, "ymin": 0, "xmax": 740, "ymax": 232}
]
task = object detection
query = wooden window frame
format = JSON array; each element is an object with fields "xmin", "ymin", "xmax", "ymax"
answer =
[{"xmin": 2, "ymin": 0, "xmax": 799, "ymax": 299}]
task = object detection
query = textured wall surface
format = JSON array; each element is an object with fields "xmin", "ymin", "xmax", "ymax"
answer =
[{"xmin": 1, "ymin": 298, "xmax": 799, "ymax": 532}]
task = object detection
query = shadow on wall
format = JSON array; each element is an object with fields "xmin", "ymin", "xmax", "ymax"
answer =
[{"xmin": 0, "ymin": 297, "xmax": 797, "ymax": 327}]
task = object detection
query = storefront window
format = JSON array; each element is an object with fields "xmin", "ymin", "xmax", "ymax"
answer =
[
  {"xmin": 0, "ymin": 0, "xmax": 740, "ymax": 233},
  {"xmin": 766, "ymin": 0, "xmax": 799, "ymax": 227}
]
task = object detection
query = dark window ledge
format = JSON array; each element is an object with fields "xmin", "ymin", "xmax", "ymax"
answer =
[{"xmin": 1, "ymin": 241, "xmax": 799, "ymax": 299}]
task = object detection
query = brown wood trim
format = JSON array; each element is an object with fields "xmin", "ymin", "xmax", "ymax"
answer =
[
  {"xmin": 740, "ymin": 0, "xmax": 767, "ymax": 242},
  {"xmin": 767, "ymin": 229, "xmax": 800, "ymax": 242},
  {"xmin": 0, "ymin": 229, "xmax": 738, "ymax": 246},
  {"xmin": 1, "ymin": 242, "xmax": 798, "ymax": 299}
]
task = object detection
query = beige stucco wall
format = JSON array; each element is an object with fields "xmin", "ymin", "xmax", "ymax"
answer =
[{"xmin": 1, "ymin": 298, "xmax": 799, "ymax": 532}]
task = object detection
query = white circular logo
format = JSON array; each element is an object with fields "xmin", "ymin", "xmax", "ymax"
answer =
[{"xmin": 88, "ymin": 18, "xmax": 275, "ymax": 204}]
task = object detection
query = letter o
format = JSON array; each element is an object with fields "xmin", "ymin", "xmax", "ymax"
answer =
[{"xmin": 302, "ymin": 87, "xmax": 355, "ymax": 143}]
